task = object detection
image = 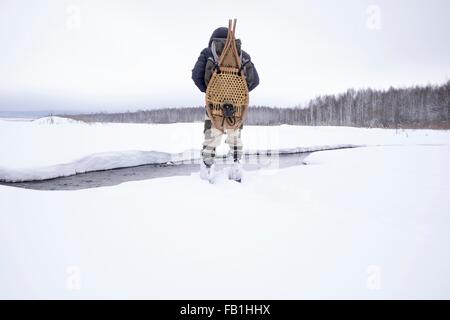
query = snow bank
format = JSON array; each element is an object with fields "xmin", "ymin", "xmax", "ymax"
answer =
[
  {"xmin": 1, "ymin": 118, "xmax": 449, "ymax": 181},
  {"xmin": 33, "ymin": 116, "xmax": 85, "ymax": 125},
  {"xmin": 0, "ymin": 145, "xmax": 358, "ymax": 182},
  {"xmin": 0, "ymin": 150, "xmax": 171, "ymax": 182}
]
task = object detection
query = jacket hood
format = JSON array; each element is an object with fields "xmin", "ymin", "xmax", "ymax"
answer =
[{"xmin": 208, "ymin": 27, "xmax": 228, "ymax": 47}]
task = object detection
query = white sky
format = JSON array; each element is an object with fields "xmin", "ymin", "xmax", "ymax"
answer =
[{"xmin": 0, "ymin": 0, "xmax": 449, "ymax": 112}]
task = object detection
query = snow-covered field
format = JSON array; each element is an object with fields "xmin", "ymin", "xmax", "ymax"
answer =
[
  {"xmin": 0, "ymin": 117, "xmax": 449, "ymax": 299},
  {"xmin": 1, "ymin": 116, "xmax": 449, "ymax": 182}
]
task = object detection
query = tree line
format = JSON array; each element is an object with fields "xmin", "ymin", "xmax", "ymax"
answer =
[{"xmin": 64, "ymin": 81, "xmax": 450, "ymax": 128}]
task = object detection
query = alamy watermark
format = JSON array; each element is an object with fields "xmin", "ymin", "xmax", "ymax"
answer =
[
  {"xmin": 366, "ymin": 265, "xmax": 382, "ymax": 290},
  {"xmin": 66, "ymin": 265, "xmax": 82, "ymax": 291},
  {"xmin": 366, "ymin": 5, "xmax": 382, "ymax": 31},
  {"xmin": 66, "ymin": 4, "xmax": 81, "ymax": 30}
]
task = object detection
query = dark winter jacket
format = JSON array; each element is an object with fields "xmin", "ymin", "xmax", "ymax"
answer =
[{"xmin": 191, "ymin": 27, "xmax": 260, "ymax": 93}]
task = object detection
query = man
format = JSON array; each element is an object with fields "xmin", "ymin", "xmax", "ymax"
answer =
[{"xmin": 191, "ymin": 26, "xmax": 260, "ymax": 180}]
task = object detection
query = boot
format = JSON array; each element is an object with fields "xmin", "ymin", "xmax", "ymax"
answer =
[
  {"xmin": 228, "ymin": 160, "xmax": 243, "ymax": 183},
  {"xmin": 200, "ymin": 160, "xmax": 216, "ymax": 183}
]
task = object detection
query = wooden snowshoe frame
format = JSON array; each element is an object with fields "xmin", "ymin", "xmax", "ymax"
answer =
[{"xmin": 205, "ymin": 19, "xmax": 249, "ymax": 132}]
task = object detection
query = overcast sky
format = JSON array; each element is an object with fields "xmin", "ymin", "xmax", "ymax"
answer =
[{"xmin": 0, "ymin": 0, "xmax": 449, "ymax": 112}]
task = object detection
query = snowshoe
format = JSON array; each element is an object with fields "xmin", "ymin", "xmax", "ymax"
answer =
[
  {"xmin": 228, "ymin": 161, "xmax": 243, "ymax": 183},
  {"xmin": 200, "ymin": 161, "xmax": 216, "ymax": 184}
]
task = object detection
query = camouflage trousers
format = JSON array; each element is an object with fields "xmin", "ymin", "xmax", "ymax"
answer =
[{"xmin": 202, "ymin": 119, "xmax": 243, "ymax": 166}]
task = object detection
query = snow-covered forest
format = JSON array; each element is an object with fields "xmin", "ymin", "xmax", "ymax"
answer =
[{"xmin": 65, "ymin": 81, "xmax": 450, "ymax": 128}]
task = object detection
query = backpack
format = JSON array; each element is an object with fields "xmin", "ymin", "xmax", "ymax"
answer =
[{"xmin": 205, "ymin": 19, "xmax": 250, "ymax": 131}]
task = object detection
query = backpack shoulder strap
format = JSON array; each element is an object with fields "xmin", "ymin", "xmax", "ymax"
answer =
[{"xmin": 210, "ymin": 41, "xmax": 220, "ymax": 63}]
